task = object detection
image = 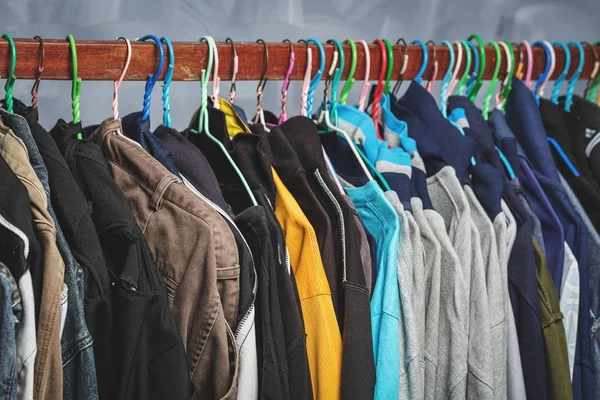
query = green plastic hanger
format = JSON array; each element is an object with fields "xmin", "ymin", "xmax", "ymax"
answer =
[
  {"xmin": 482, "ymin": 41, "xmax": 501, "ymax": 120},
  {"xmin": 326, "ymin": 39, "xmax": 345, "ymax": 126},
  {"xmin": 191, "ymin": 36, "xmax": 257, "ymax": 207},
  {"xmin": 499, "ymin": 41, "xmax": 516, "ymax": 111},
  {"xmin": 339, "ymin": 39, "xmax": 357, "ymax": 105},
  {"xmin": 455, "ymin": 40, "xmax": 472, "ymax": 96},
  {"xmin": 382, "ymin": 39, "xmax": 394, "ymax": 95},
  {"xmin": 584, "ymin": 41, "xmax": 599, "ymax": 102},
  {"xmin": 66, "ymin": 34, "xmax": 82, "ymax": 140},
  {"xmin": 2, "ymin": 34, "xmax": 16, "ymax": 114},
  {"xmin": 467, "ymin": 34, "xmax": 486, "ymax": 102}
]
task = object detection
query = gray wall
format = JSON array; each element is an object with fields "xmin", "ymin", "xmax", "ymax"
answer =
[{"xmin": 1, "ymin": 0, "xmax": 599, "ymax": 129}]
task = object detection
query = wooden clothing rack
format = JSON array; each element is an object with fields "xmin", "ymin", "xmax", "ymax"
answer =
[{"xmin": 0, "ymin": 38, "xmax": 598, "ymax": 82}]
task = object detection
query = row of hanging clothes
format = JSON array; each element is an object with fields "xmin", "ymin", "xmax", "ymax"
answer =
[{"xmin": 1, "ymin": 31, "xmax": 600, "ymax": 400}]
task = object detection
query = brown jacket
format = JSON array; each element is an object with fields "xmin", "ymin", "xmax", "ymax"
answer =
[
  {"xmin": 0, "ymin": 121, "xmax": 64, "ymax": 400},
  {"xmin": 90, "ymin": 118, "xmax": 240, "ymax": 399}
]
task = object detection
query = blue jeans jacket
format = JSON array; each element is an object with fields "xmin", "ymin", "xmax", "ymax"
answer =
[{"xmin": 0, "ymin": 263, "xmax": 21, "ymax": 400}]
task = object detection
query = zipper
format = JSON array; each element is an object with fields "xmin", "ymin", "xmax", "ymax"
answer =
[
  {"xmin": 314, "ymin": 169, "xmax": 347, "ymax": 282},
  {"xmin": 180, "ymin": 175, "xmax": 257, "ymax": 337}
]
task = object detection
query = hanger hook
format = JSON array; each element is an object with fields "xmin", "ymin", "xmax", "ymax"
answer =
[
  {"xmin": 207, "ymin": 36, "xmax": 220, "ymax": 109},
  {"xmin": 446, "ymin": 40, "xmax": 462, "ymax": 98},
  {"xmin": 65, "ymin": 34, "xmax": 83, "ymax": 140},
  {"xmin": 392, "ymin": 38, "xmax": 409, "ymax": 95},
  {"xmin": 225, "ymin": 38, "xmax": 238, "ymax": 104},
  {"xmin": 411, "ymin": 39, "xmax": 428, "ymax": 84},
  {"xmin": 496, "ymin": 41, "xmax": 515, "ymax": 111},
  {"xmin": 2, "ymin": 33, "xmax": 17, "ymax": 114},
  {"xmin": 371, "ymin": 39, "xmax": 388, "ymax": 140},
  {"xmin": 519, "ymin": 40, "xmax": 534, "ymax": 89},
  {"xmin": 113, "ymin": 37, "xmax": 132, "ymax": 121},
  {"xmin": 381, "ymin": 39, "xmax": 394, "ymax": 94},
  {"xmin": 425, "ymin": 40, "xmax": 438, "ymax": 93},
  {"xmin": 198, "ymin": 36, "xmax": 214, "ymax": 132},
  {"xmin": 160, "ymin": 36, "xmax": 175, "ymax": 127},
  {"xmin": 136, "ymin": 34, "xmax": 164, "ymax": 122},
  {"xmin": 298, "ymin": 39, "xmax": 312, "ymax": 116},
  {"xmin": 564, "ymin": 41, "xmax": 585, "ymax": 111},
  {"xmin": 550, "ymin": 41, "xmax": 570, "ymax": 105},
  {"xmin": 467, "ymin": 34, "xmax": 485, "ymax": 101},
  {"xmin": 357, "ymin": 39, "xmax": 371, "ymax": 112},
  {"xmin": 583, "ymin": 41, "xmax": 600, "ymax": 100},
  {"xmin": 31, "ymin": 36, "xmax": 44, "ymax": 108},
  {"xmin": 254, "ymin": 39, "xmax": 268, "ymax": 124},
  {"xmin": 325, "ymin": 39, "xmax": 345, "ymax": 125},
  {"xmin": 439, "ymin": 40, "xmax": 455, "ymax": 116},
  {"xmin": 482, "ymin": 41, "xmax": 502, "ymax": 120},
  {"xmin": 279, "ymin": 39, "xmax": 295, "ymax": 124},
  {"xmin": 306, "ymin": 38, "xmax": 325, "ymax": 116},
  {"xmin": 340, "ymin": 39, "xmax": 357, "ymax": 105}
]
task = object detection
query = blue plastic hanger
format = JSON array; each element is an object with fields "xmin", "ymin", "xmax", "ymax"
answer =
[
  {"xmin": 564, "ymin": 41, "xmax": 585, "ymax": 112},
  {"xmin": 439, "ymin": 40, "xmax": 455, "ymax": 116},
  {"xmin": 160, "ymin": 36, "xmax": 174, "ymax": 127},
  {"xmin": 533, "ymin": 41, "xmax": 552, "ymax": 101},
  {"xmin": 410, "ymin": 39, "xmax": 428, "ymax": 84},
  {"xmin": 136, "ymin": 35, "xmax": 164, "ymax": 122},
  {"xmin": 306, "ymin": 38, "xmax": 325, "ymax": 117},
  {"xmin": 550, "ymin": 41, "xmax": 570, "ymax": 105},
  {"xmin": 548, "ymin": 137, "xmax": 580, "ymax": 177}
]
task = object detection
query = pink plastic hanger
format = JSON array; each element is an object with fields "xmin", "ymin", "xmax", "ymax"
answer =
[
  {"xmin": 447, "ymin": 40, "xmax": 464, "ymax": 95},
  {"xmin": 113, "ymin": 37, "xmax": 132, "ymax": 123},
  {"xmin": 279, "ymin": 39, "xmax": 295, "ymax": 124},
  {"xmin": 520, "ymin": 40, "xmax": 534, "ymax": 89},
  {"xmin": 357, "ymin": 39, "xmax": 371, "ymax": 112},
  {"xmin": 426, "ymin": 40, "xmax": 438, "ymax": 93},
  {"xmin": 207, "ymin": 36, "xmax": 221, "ymax": 110}
]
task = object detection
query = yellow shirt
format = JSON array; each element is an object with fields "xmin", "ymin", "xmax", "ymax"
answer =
[{"xmin": 273, "ymin": 170, "xmax": 343, "ymax": 400}]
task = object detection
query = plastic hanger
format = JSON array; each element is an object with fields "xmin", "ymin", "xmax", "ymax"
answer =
[
  {"xmin": 225, "ymin": 38, "xmax": 238, "ymax": 104},
  {"xmin": 439, "ymin": 40, "xmax": 455, "ymax": 115},
  {"xmin": 582, "ymin": 42, "xmax": 599, "ymax": 101},
  {"xmin": 481, "ymin": 41, "xmax": 501, "ymax": 120},
  {"xmin": 532, "ymin": 41, "xmax": 552, "ymax": 101},
  {"xmin": 410, "ymin": 39, "xmax": 428, "ymax": 84},
  {"xmin": 2, "ymin": 34, "xmax": 16, "ymax": 114},
  {"xmin": 339, "ymin": 39, "xmax": 357, "ymax": 105},
  {"xmin": 207, "ymin": 36, "xmax": 221, "ymax": 110},
  {"xmin": 278, "ymin": 39, "xmax": 295, "ymax": 124},
  {"xmin": 454, "ymin": 41, "xmax": 472, "ymax": 96},
  {"xmin": 253, "ymin": 39, "xmax": 269, "ymax": 130},
  {"xmin": 371, "ymin": 39, "xmax": 388, "ymax": 140},
  {"xmin": 496, "ymin": 41, "xmax": 515, "ymax": 111},
  {"xmin": 191, "ymin": 35, "xmax": 258, "ymax": 206},
  {"xmin": 357, "ymin": 40, "xmax": 371, "ymax": 111},
  {"xmin": 441, "ymin": 40, "xmax": 459, "ymax": 115},
  {"xmin": 467, "ymin": 34, "xmax": 485, "ymax": 101},
  {"xmin": 392, "ymin": 38, "xmax": 409, "ymax": 95},
  {"xmin": 136, "ymin": 35, "xmax": 164, "ymax": 122},
  {"xmin": 159, "ymin": 36, "xmax": 175, "ymax": 127},
  {"xmin": 325, "ymin": 39, "xmax": 345, "ymax": 126},
  {"xmin": 382, "ymin": 39, "xmax": 394, "ymax": 95},
  {"xmin": 564, "ymin": 41, "xmax": 585, "ymax": 112},
  {"xmin": 31, "ymin": 36, "xmax": 44, "ymax": 108},
  {"xmin": 298, "ymin": 39, "xmax": 312, "ymax": 117},
  {"xmin": 518, "ymin": 41, "xmax": 534, "ymax": 89},
  {"xmin": 425, "ymin": 40, "xmax": 438, "ymax": 93},
  {"xmin": 306, "ymin": 38, "xmax": 325, "ymax": 117},
  {"xmin": 66, "ymin": 34, "xmax": 83, "ymax": 140},
  {"xmin": 464, "ymin": 41, "xmax": 480, "ymax": 96},
  {"xmin": 112, "ymin": 37, "xmax": 132, "ymax": 126},
  {"xmin": 540, "ymin": 41, "xmax": 556, "ymax": 98},
  {"xmin": 317, "ymin": 48, "xmax": 374, "ymax": 182},
  {"xmin": 548, "ymin": 41, "xmax": 570, "ymax": 105}
]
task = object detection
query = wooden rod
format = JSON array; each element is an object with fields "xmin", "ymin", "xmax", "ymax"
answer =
[{"xmin": 0, "ymin": 38, "xmax": 598, "ymax": 82}]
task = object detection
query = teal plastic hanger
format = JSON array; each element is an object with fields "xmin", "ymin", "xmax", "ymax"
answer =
[
  {"xmin": 467, "ymin": 34, "xmax": 485, "ymax": 102},
  {"xmin": 66, "ymin": 34, "xmax": 83, "ymax": 140},
  {"xmin": 455, "ymin": 40, "xmax": 472, "ymax": 96},
  {"xmin": 482, "ymin": 41, "xmax": 501, "ymax": 120},
  {"xmin": 191, "ymin": 36, "xmax": 257, "ymax": 206},
  {"xmin": 160, "ymin": 36, "xmax": 175, "ymax": 127},
  {"xmin": 550, "ymin": 41, "xmax": 570, "ymax": 105},
  {"xmin": 548, "ymin": 137, "xmax": 580, "ymax": 177},
  {"xmin": 340, "ymin": 39, "xmax": 357, "ymax": 105},
  {"xmin": 439, "ymin": 40, "xmax": 455, "ymax": 116},
  {"xmin": 494, "ymin": 146, "xmax": 516, "ymax": 180},
  {"xmin": 2, "ymin": 34, "xmax": 16, "ymax": 114},
  {"xmin": 325, "ymin": 39, "xmax": 344, "ymax": 125},
  {"xmin": 306, "ymin": 38, "xmax": 325, "ymax": 117},
  {"xmin": 410, "ymin": 39, "xmax": 428, "ymax": 84},
  {"xmin": 564, "ymin": 41, "xmax": 585, "ymax": 112}
]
